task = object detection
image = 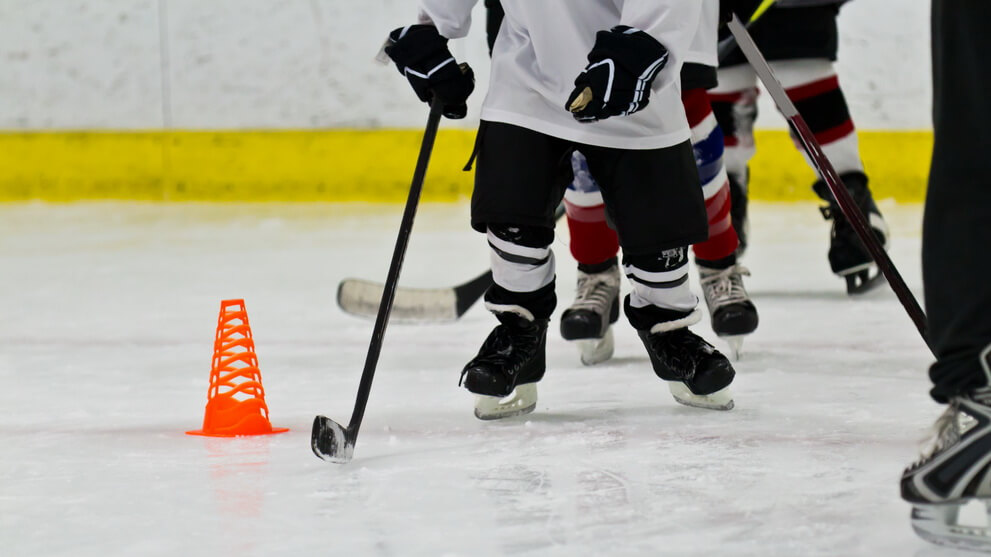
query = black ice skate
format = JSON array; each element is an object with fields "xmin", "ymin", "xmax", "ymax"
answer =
[
  {"xmin": 461, "ymin": 307, "xmax": 547, "ymax": 420},
  {"xmin": 637, "ymin": 313, "xmax": 736, "ymax": 410},
  {"xmin": 729, "ymin": 172, "xmax": 750, "ymax": 257},
  {"xmin": 698, "ymin": 264, "xmax": 758, "ymax": 360},
  {"xmin": 813, "ymin": 171, "xmax": 890, "ymax": 295},
  {"xmin": 902, "ymin": 379, "xmax": 991, "ymax": 550},
  {"xmin": 560, "ymin": 264, "xmax": 620, "ymax": 366}
]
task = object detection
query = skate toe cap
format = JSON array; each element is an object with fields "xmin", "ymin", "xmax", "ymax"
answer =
[
  {"xmin": 689, "ymin": 358, "xmax": 736, "ymax": 395},
  {"xmin": 713, "ymin": 304, "xmax": 759, "ymax": 336},
  {"xmin": 560, "ymin": 309, "xmax": 606, "ymax": 340},
  {"xmin": 462, "ymin": 367, "xmax": 513, "ymax": 398}
]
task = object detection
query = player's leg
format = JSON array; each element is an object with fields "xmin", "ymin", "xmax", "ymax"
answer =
[
  {"xmin": 560, "ymin": 151, "xmax": 621, "ymax": 366},
  {"xmin": 710, "ymin": 64, "xmax": 759, "ymax": 257},
  {"xmin": 770, "ymin": 58, "xmax": 889, "ymax": 291},
  {"xmin": 682, "ymin": 71, "xmax": 759, "ymax": 358},
  {"xmin": 902, "ymin": 1, "xmax": 991, "ymax": 548},
  {"xmin": 462, "ymin": 121, "xmax": 571, "ymax": 420},
  {"xmin": 585, "ymin": 140, "xmax": 736, "ymax": 410}
]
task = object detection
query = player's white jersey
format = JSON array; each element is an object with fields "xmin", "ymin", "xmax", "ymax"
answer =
[
  {"xmin": 685, "ymin": 0, "xmax": 719, "ymax": 67},
  {"xmin": 418, "ymin": 0, "xmax": 703, "ymax": 150}
]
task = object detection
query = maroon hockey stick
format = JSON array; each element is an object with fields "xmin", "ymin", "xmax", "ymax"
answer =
[{"xmin": 726, "ymin": 15, "xmax": 931, "ymax": 352}]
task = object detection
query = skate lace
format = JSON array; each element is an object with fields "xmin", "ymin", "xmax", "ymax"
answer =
[
  {"xmin": 570, "ymin": 271, "xmax": 619, "ymax": 313},
  {"xmin": 910, "ymin": 391, "xmax": 991, "ymax": 469},
  {"xmin": 917, "ymin": 404, "xmax": 963, "ymax": 465},
  {"xmin": 699, "ymin": 265, "xmax": 751, "ymax": 308}
]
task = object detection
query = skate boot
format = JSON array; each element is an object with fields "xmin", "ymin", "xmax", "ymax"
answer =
[
  {"xmin": 560, "ymin": 264, "xmax": 621, "ymax": 366},
  {"xmin": 698, "ymin": 262, "xmax": 759, "ymax": 360},
  {"xmin": 461, "ymin": 307, "xmax": 548, "ymax": 420},
  {"xmin": 728, "ymin": 172, "xmax": 750, "ymax": 257},
  {"xmin": 902, "ymin": 385, "xmax": 991, "ymax": 550},
  {"xmin": 637, "ymin": 312, "xmax": 736, "ymax": 410},
  {"xmin": 813, "ymin": 171, "xmax": 890, "ymax": 294}
]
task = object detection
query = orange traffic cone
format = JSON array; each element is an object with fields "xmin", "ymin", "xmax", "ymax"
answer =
[{"xmin": 187, "ymin": 299, "xmax": 288, "ymax": 437}]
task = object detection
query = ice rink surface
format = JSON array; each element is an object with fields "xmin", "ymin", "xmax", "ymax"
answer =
[{"xmin": 0, "ymin": 201, "xmax": 970, "ymax": 556}]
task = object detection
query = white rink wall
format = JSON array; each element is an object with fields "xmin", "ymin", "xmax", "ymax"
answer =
[{"xmin": 0, "ymin": 0, "xmax": 930, "ymax": 130}]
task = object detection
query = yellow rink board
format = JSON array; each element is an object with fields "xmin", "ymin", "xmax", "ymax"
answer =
[{"xmin": 0, "ymin": 129, "xmax": 931, "ymax": 202}]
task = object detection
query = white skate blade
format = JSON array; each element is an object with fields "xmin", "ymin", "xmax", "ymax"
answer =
[
  {"xmin": 721, "ymin": 335, "xmax": 745, "ymax": 361},
  {"xmin": 667, "ymin": 382, "xmax": 734, "ymax": 411},
  {"xmin": 574, "ymin": 328, "xmax": 614, "ymax": 366},
  {"xmin": 474, "ymin": 383, "xmax": 538, "ymax": 420},
  {"xmin": 911, "ymin": 501, "xmax": 991, "ymax": 551}
]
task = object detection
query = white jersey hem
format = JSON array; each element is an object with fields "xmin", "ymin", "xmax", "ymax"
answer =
[{"xmin": 480, "ymin": 108, "xmax": 692, "ymax": 151}]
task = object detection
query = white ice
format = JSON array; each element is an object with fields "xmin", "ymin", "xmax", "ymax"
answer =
[{"xmin": 0, "ymin": 201, "xmax": 962, "ymax": 556}]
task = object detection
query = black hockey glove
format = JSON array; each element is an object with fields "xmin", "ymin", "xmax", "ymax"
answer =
[
  {"xmin": 385, "ymin": 24, "xmax": 475, "ymax": 119},
  {"xmin": 566, "ymin": 26, "xmax": 669, "ymax": 123}
]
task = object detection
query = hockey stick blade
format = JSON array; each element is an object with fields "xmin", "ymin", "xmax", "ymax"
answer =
[
  {"xmin": 337, "ymin": 270, "xmax": 493, "ymax": 322},
  {"xmin": 311, "ymin": 415, "xmax": 354, "ymax": 463}
]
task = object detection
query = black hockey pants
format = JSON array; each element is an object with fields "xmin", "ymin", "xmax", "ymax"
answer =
[{"xmin": 925, "ymin": 0, "xmax": 991, "ymax": 401}]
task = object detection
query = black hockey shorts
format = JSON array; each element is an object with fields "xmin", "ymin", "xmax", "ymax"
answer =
[
  {"xmin": 470, "ymin": 121, "xmax": 707, "ymax": 256},
  {"xmin": 720, "ymin": 5, "xmax": 840, "ymax": 67}
]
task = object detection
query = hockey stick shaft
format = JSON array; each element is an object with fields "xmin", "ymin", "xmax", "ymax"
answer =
[
  {"xmin": 727, "ymin": 16, "xmax": 931, "ymax": 353},
  {"xmin": 344, "ymin": 100, "xmax": 442, "ymax": 442}
]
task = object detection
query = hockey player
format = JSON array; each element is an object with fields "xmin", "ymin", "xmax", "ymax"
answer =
[
  {"xmin": 900, "ymin": 0, "xmax": 991, "ymax": 548},
  {"xmin": 558, "ymin": 1, "xmax": 758, "ymax": 363},
  {"xmin": 712, "ymin": 0, "xmax": 890, "ymax": 294},
  {"xmin": 385, "ymin": 1, "xmax": 737, "ymax": 419}
]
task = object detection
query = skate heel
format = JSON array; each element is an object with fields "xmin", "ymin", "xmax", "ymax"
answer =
[
  {"xmin": 474, "ymin": 383, "xmax": 538, "ymax": 420},
  {"xmin": 667, "ymin": 382, "xmax": 735, "ymax": 411},
  {"xmin": 573, "ymin": 328, "xmax": 614, "ymax": 366},
  {"xmin": 910, "ymin": 500, "xmax": 991, "ymax": 551}
]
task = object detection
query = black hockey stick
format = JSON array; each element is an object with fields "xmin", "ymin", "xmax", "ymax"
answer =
[
  {"xmin": 727, "ymin": 15, "xmax": 932, "ymax": 352},
  {"xmin": 336, "ymin": 204, "xmax": 566, "ymax": 322},
  {"xmin": 312, "ymin": 99, "xmax": 443, "ymax": 463}
]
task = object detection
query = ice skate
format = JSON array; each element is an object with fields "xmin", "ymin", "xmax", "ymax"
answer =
[
  {"xmin": 637, "ymin": 316, "xmax": 736, "ymax": 411},
  {"xmin": 813, "ymin": 172, "xmax": 890, "ymax": 295},
  {"xmin": 902, "ymin": 386, "xmax": 991, "ymax": 551},
  {"xmin": 461, "ymin": 308, "xmax": 547, "ymax": 420},
  {"xmin": 560, "ymin": 265, "xmax": 620, "ymax": 366},
  {"xmin": 698, "ymin": 263, "xmax": 758, "ymax": 360}
]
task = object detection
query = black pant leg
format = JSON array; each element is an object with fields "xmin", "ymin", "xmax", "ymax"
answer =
[{"xmin": 925, "ymin": 0, "xmax": 991, "ymax": 401}]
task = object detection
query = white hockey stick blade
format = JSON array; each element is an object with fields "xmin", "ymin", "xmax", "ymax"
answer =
[{"xmin": 337, "ymin": 278, "xmax": 458, "ymax": 322}]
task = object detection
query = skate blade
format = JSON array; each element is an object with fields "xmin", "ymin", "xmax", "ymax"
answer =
[
  {"xmin": 911, "ymin": 501, "xmax": 991, "ymax": 551},
  {"xmin": 843, "ymin": 267, "xmax": 887, "ymax": 295},
  {"xmin": 574, "ymin": 328, "xmax": 614, "ymax": 366},
  {"xmin": 474, "ymin": 383, "xmax": 538, "ymax": 420},
  {"xmin": 721, "ymin": 335, "xmax": 745, "ymax": 361},
  {"xmin": 667, "ymin": 382, "xmax": 734, "ymax": 411}
]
